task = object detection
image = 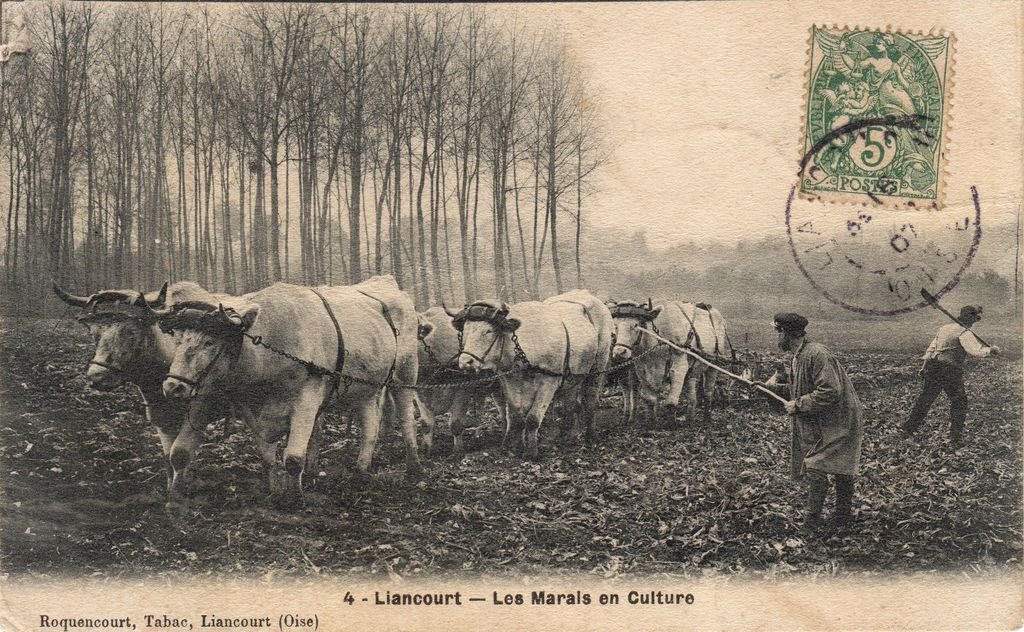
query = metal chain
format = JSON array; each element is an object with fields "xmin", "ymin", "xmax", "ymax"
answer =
[
  {"xmin": 243, "ymin": 330, "xmax": 523, "ymax": 391},
  {"xmin": 591, "ymin": 341, "xmax": 665, "ymax": 376},
  {"xmin": 242, "ymin": 328, "xmax": 667, "ymax": 391},
  {"xmin": 511, "ymin": 331, "xmax": 532, "ymax": 366},
  {"xmin": 418, "ymin": 335, "xmax": 445, "ymax": 368}
]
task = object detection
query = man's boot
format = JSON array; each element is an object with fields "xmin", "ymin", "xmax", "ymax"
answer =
[
  {"xmin": 834, "ymin": 475, "xmax": 855, "ymax": 531},
  {"xmin": 802, "ymin": 471, "xmax": 828, "ymax": 535}
]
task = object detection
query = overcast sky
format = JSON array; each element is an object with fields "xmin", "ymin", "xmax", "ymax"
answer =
[{"xmin": 515, "ymin": 1, "xmax": 1022, "ymax": 250}]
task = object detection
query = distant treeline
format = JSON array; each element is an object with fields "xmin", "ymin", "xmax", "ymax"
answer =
[
  {"xmin": 583, "ymin": 231, "xmax": 1018, "ymax": 322},
  {"xmin": 1, "ymin": 3, "xmax": 601, "ymax": 313}
]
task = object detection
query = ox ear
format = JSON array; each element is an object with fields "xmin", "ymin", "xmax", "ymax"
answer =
[
  {"xmin": 418, "ymin": 321, "xmax": 435, "ymax": 340},
  {"xmin": 130, "ymin": 291, "xmax": 148, "ymax": 307},
  {"xmin": 649, "ymin": 305, "xmax": 663, "ymax": 320},
  {"xmin": 501, "ymin": 317, "xmax": 521, "ymax": 332}
]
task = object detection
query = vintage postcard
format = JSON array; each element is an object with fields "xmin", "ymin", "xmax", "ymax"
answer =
[{"xmin": 0, "ymin": 0, "xmax": 1021, "ymax": 630}]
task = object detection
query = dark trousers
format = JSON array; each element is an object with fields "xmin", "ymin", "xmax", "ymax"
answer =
[
  {"xmin": 904, "ymin": 360, "xmax": 967, "ymax": 442},
  {"xmin": 806, "ymin": 468, "xmax": 854, "ymax": 522}
]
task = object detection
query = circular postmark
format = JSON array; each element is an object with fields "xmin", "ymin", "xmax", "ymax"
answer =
[
  {"xmin": 789, "ymin": 27, "xmax": 973, "ymax": 316},
  {"xmin": 787, "ymin": 119, "xmax": 980, "ymax": 316}
]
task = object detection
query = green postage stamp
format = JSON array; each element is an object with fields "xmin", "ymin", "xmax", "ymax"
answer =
[{"xmin": 800, "ymin": 27, "xmax": 955, "ymax": 208}]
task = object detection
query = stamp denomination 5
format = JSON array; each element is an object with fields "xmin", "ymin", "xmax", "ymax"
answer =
[{"xmin": 800, "ymin": 26, "xmax": 955, "ymax": 209}]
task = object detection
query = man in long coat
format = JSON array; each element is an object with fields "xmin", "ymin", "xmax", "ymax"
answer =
[{"xmin": 772, "ymin": 313, "xmax": 864, "ymax": 533}]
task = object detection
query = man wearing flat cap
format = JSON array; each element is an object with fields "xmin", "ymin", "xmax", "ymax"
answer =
[
  {"xmin": 770, "ymin": 312, "xmax": 864, "ymax": 534},
  {"xmin": 904, "ymin": 304, "xmax": 1000, "ymax": 447}
]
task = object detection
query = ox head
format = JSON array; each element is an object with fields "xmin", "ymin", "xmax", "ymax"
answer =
[
  {"xmin": 609, "ymin": 299, "xmax": 662, "ymax": 361},
  {"xmin": 53, "ymin": 281, "xmax": 168, "ymax": 391},
  {"xmin": 447, "ymin": 300, "xmax": 520, "ymax": 372},
  {"xmin": 160, "ymin": 302, "xmax": 256, "ymax": 400}
]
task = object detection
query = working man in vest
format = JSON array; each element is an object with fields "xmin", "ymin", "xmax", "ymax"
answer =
[
  {"xmin": 767, "ymin": 313, "xmax": 864, "ymax": 534},
  {"xmin": 903, "ymin": 304, "xmax": 1000, "ymax": 447}
]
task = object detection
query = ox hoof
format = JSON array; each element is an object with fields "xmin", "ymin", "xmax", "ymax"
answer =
[
  {"xmin": 405, "ymin": 462, "xmax": 425, "ymax": 482},
  {"xmin": 164, "ymin": 498, "xmax": 189, "ymax": 518},
  {"xmin": 268, "ymin": 467, "xmax": 289, "ymax": 496},
  {"xmin": 270, "ymin": 491, "xmax": 304, "ymax": 511},
  {"xmin": 350, "ymin": 470, "xmax": 375, "ymax": 487}
]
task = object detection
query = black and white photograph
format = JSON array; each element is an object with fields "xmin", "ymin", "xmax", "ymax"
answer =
[{"xmin": 0, "ymin": 1, "xmax": 1020, "ymax": 629}]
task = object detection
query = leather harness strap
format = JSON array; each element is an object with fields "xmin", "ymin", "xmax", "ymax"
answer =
[
  {"xmin": 561, "ymin": 323, "xmax": 572, "ymax": 379},
  {"xmin": 354, "ymin": 288, "xmax": 400, "ymax": 386},
  {"xmin": 674, "ymin": 302, "xmax": 701, "ymax": 350},
  {"xmin": 697, "ymin": 304, "xmax": 722, "ymax": 355},
  {"xmin": 309, "ymin": 288, "xmax": 347, "ymax": 411}
]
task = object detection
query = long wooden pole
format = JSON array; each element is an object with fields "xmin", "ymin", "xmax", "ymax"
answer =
[
  {"xmin": 638, "ymin": 327, "xmax": 789, "ymax": 404},
  {"xmin": 919, "ymin": 288, "xmax": 991, "ymax": 347}
]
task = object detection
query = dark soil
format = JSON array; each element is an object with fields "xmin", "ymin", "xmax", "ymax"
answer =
[{"xmin": 1, "ymin": 317, "xmax": 1020, "ymax": 580}]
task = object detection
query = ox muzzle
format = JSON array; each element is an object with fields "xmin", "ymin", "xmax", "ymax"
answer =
[
  {"xmin": 86, "ymin": 359, "xmax": 127, "ymax": 391},
  {"xmin": 611, "ymin": 341, "xmax": 635, "ymax": 361},
  {"xmin": 163, "ymin": 375, "xmax": 197, "ymax": 400}
]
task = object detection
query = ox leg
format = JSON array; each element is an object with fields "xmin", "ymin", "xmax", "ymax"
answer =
[
  {"xmin": 391, "ymin": 387, "xmax": 424, "ymax": 480},
  {"xmin": 624, "ymin": 371, "xmax": 636, "ymax": 427},
  {"xmin": 415, "ymin": 393, "xmax": 437, "ymax": 458},
  {"xmin": 144, "ymin": 397, "xmax": 180, "ymax": 496},
  {"xmin": 304, "ymin": 416, "xmax": 322, "ymax": 485},
  {"xmin": 449, "ymin": 392, "xmax": 470, "ymax": 459},
  {"xmin": 581, "ymin": 375, "xmax": 605, "ymax": 445},
  {"xmin": 555, "ymin": 387, "xmax": 578, "ymax": 444},
  {"xmin": 501, "ymin": 397, "xmax": 513, "ymax": 445},
  {"xmin": 683, "ymin": 369, "xmax": 700, "ymax": 426},
  {"xmin": 155, "ymin": 427, "xmax": 176, "ymax": 494},
  {"xmin": 276, "ymin": 387, "xmax": 328, "ymax": 509},
  {"xmin": 702, "ymin": 373, "xmax": 716, "ymax": 425},
  {"xmin": 164, "ymin": 397, "xmax": 220, "ymax": 513},
  {"xmin": 650, "ymin": 399, "xmax": 659, "ymax": 426},
  {"xmin": 246, "ymin": 401, "xmax": 290, "ymax": 497},
  {"xmin": 662, "ymin": 355, "xmax": 690, "ymax": 410},
  {"xmin": 166, "ymin": 421, "xmax": 202, "ymax": 513},
  {"xmin": 503, "ymin": 408, "xmax": 523, "ymax": 453},
  {"xmin": 524, "ymin": 379, "xmax": 560, "ymax": 461},
  {"xmin": 354, "ymin": 392, "xmax": 385, "ymax": 475}
]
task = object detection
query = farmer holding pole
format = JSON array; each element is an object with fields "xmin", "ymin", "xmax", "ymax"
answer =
[
  {"xmin": 763, "ymin": 313, "xmax": 864, "ymax": 535},
  {"xmin": 638, "ymin": 316, "xmax": 863, "ymax": 533},
  {"xmin": 903, "ymin": 303, "xmax": 1000, "ymax": 447}
]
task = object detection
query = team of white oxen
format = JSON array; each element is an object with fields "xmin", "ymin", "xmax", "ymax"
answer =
[{"xmin": 52, "ymin": 276, "xmax": 734, "ymax": 510}]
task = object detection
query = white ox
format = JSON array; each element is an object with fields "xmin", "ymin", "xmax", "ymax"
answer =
[
  {"xmin": 158, "ymin": 276, "xmax": 422, "ymax": 508},
  {"xmin": 415, "ymin": 307, "xmax": 507, "ymax": 457},
  {"xmin": 52, "ymin": 281, "xmax": 232, "ymax": 510},
  {"xmin": 610, "ymin": 300, "xmax": 732, "ymax": 425},
  {"xmin": 453, "ymin": 290, "xmax": 613, "ymax": 460}
]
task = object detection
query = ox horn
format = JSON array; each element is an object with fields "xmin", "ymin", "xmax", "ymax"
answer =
[
  {"xmin": 219, "ymin": 303, "xmax": 243, "ymax": 326},
  {"xmin": 647, "ymin": 297, "xmax": 653, "ymax": 311},
  {"xmin": 148, "ymin": 281, "xmax": 169, "ymax": 309},
  {"xmin": 137, "ymin": 290, "xmax": 172, "ymax": 317},
  {"xmin": 442, "ymin": 301, "xmax": 460, "ymax": 319},
  {"xmin": 52, "ymin": 281, "xmax": 92, "ymax": 308}
]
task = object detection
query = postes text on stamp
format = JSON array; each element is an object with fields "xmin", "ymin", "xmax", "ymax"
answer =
[{"xmin": 800, "ymin": 26, "xmax": 954, "ymax": 208}]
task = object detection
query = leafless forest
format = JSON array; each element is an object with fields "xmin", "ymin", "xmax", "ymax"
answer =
[
  {"xmin": 0, "ymin": 2, "xmax": 1020, "ymax": 581},
  {"xmin": 1, "ymin": 3, "xmax": 601, "ymax": 312}
]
